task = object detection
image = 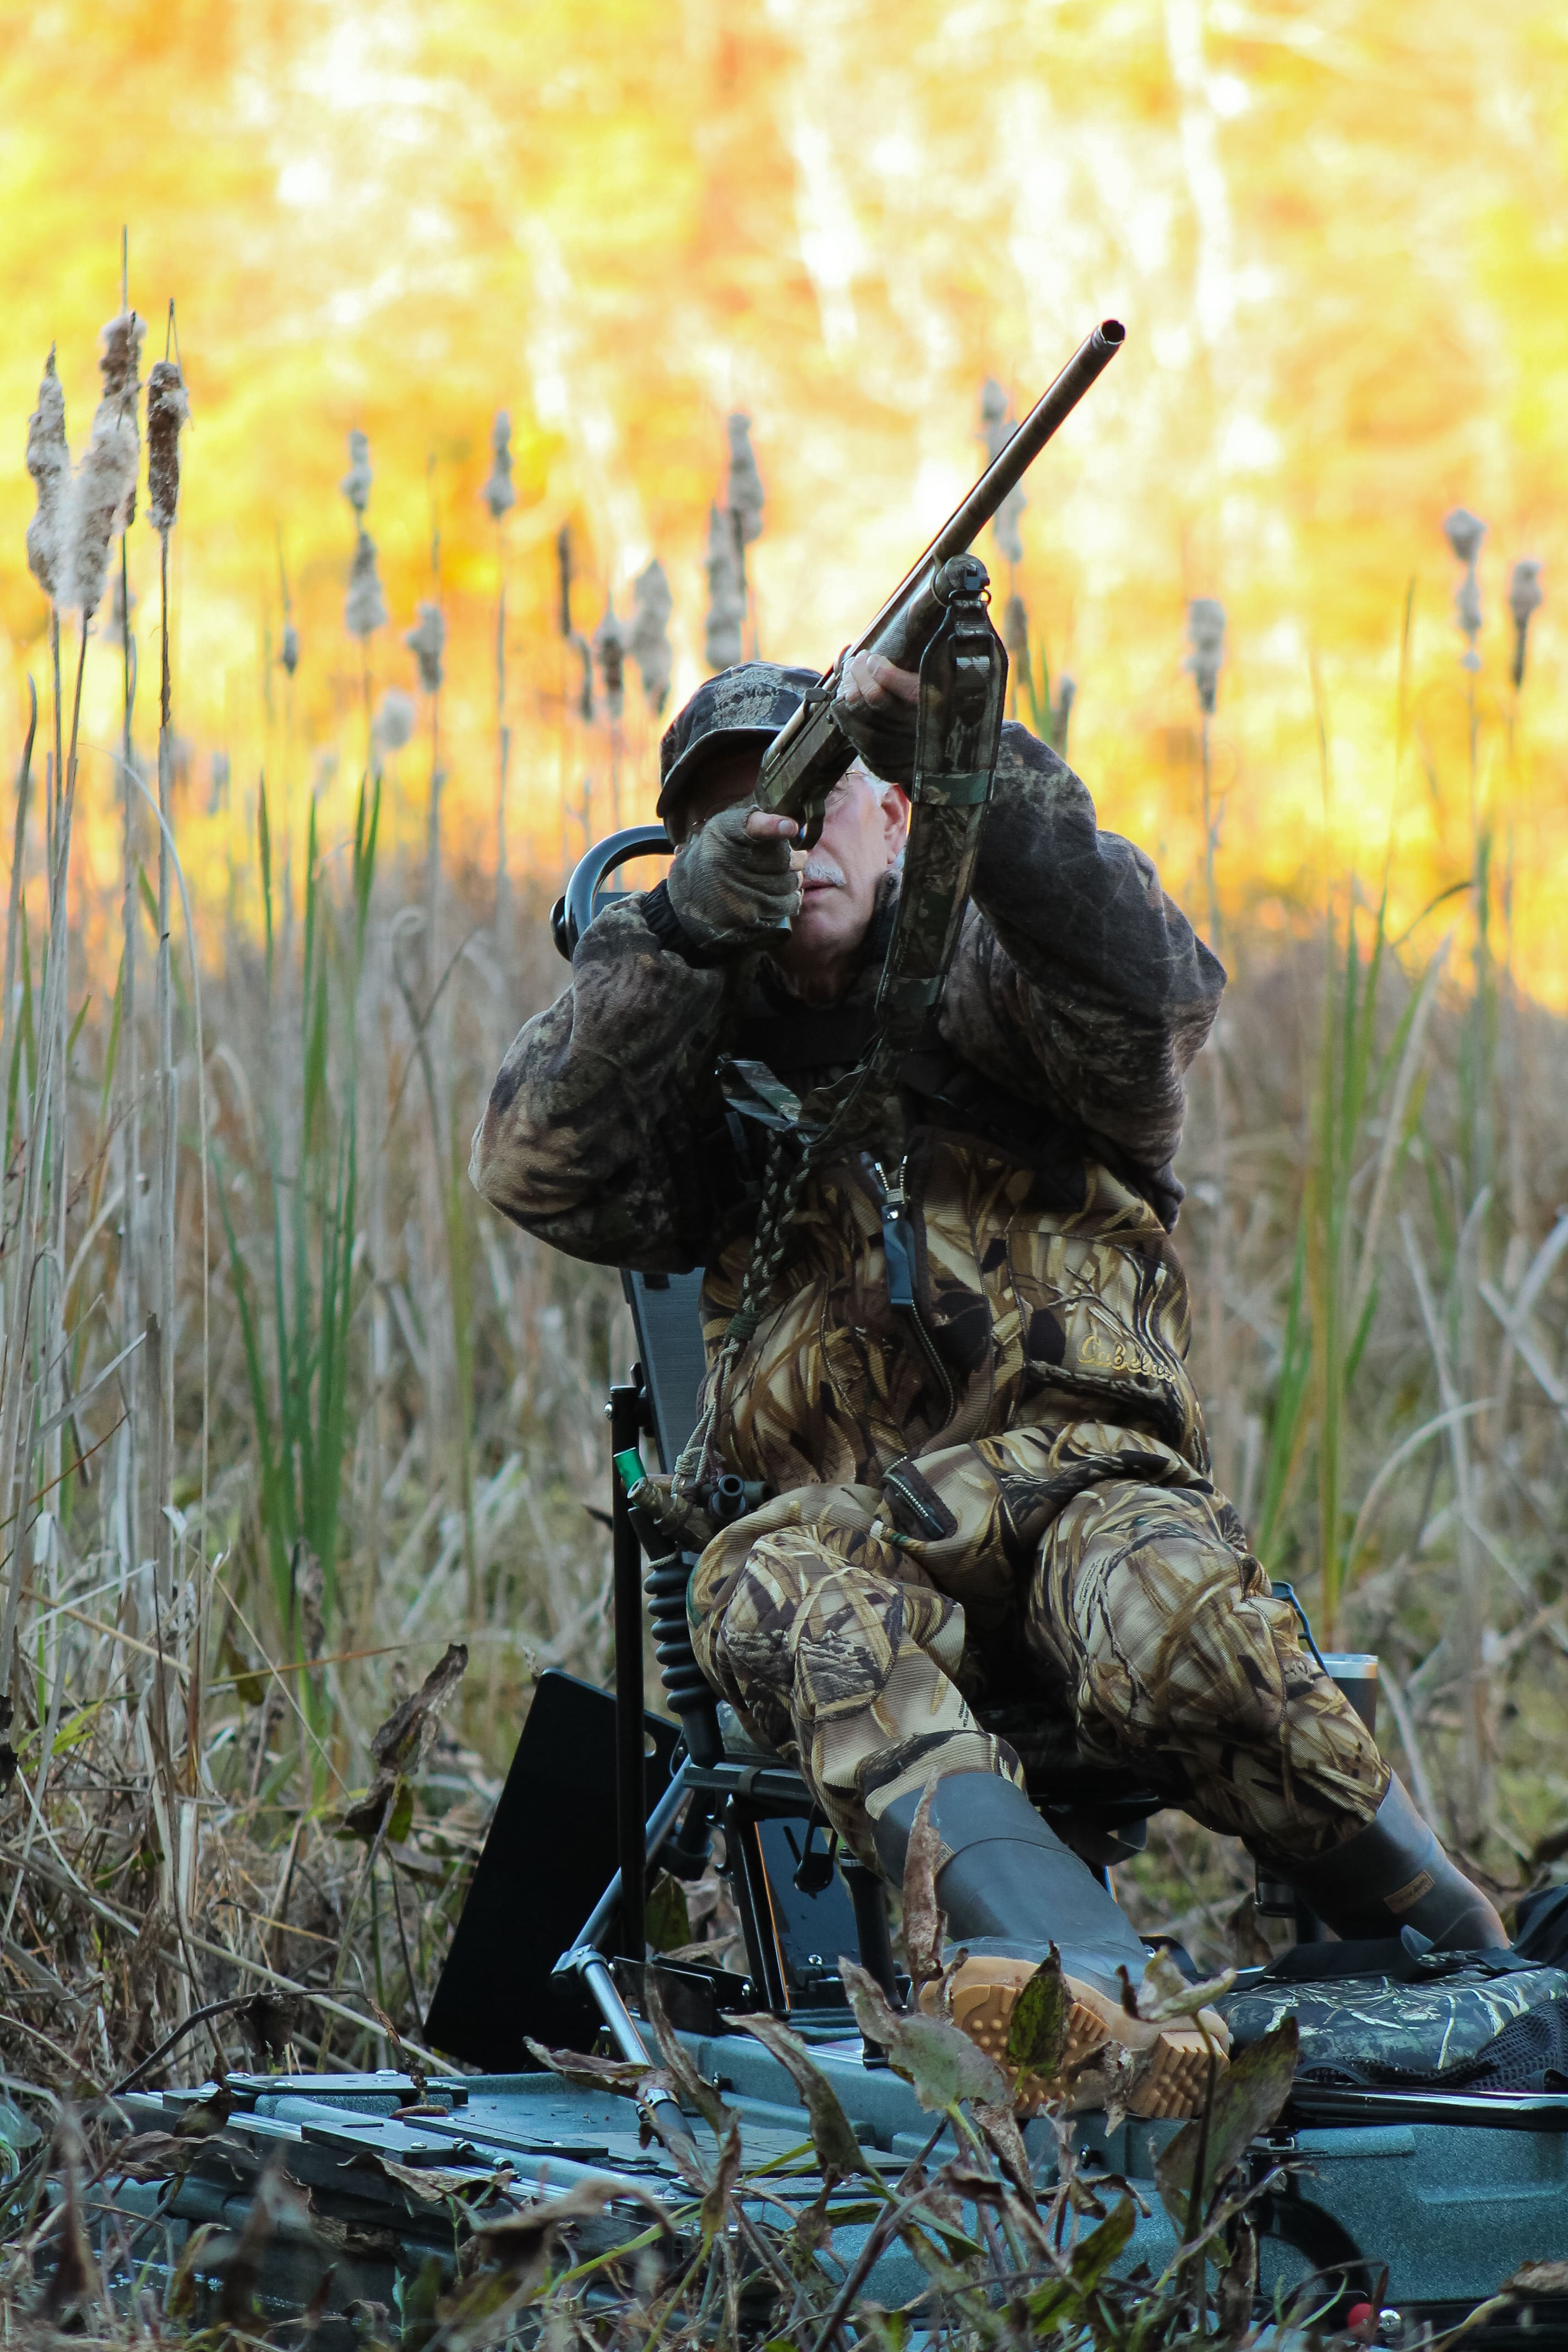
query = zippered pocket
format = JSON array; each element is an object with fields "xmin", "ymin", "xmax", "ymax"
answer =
[{"xmin": 863, "ymin": 1151, "xmax": 957, "ymax": 1431}]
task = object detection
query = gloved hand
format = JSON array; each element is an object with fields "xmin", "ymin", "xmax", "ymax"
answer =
[
  {"xmin": 829, "ymin": 649, "xmax": 921, "ymax": 787},
  {"xmin": 667, "ymin": 804, "xmax": 804, "ymax": 951}
]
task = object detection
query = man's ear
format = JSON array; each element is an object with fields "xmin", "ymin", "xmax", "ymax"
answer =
[{"xmin": 880, "ymin": 785, "xmax": 910, "ymax": 859}]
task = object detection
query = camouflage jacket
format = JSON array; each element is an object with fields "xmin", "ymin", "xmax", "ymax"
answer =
[{"xmin": 473, "ymin": 723, "xmax": 1225, "ymax": 1495}]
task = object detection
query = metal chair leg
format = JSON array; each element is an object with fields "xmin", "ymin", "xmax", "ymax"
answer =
[
  {"xmin": 843, "ymin": 1861, "xmax": 897, "ymax": 2066},
  {"xmin": 726, "ymin": 1805, "xmax": 791, "ymax": 2015}
]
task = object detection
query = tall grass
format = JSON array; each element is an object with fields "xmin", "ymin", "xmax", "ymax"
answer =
[
  {"xmin": 220, "ymin": 777, "xmax": 378, "ymax": 1661},
  {"xmin": 0, "ymin": 345, "xmax": 1561, "ymax": 2191}
]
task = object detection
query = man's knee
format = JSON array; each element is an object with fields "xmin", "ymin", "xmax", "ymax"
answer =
[
  {"xmin": 1036, "ymin": 1481, "xmax": 1318, "ymax": 1744},
  {"xmin": 687, "ymin": 1484, "xmax": 959, "ymax": 1722},
  {"xmin": 1032, "ymin": 1478, "xmax": 1389, "ymax": 1849}
]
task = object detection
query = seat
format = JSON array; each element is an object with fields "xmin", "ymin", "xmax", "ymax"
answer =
[{"xmin": 557, "ymin": 830, "xmax": 1373, "ymax": 2037}]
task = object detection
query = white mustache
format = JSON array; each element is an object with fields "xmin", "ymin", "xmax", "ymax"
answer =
[{"xmin": 802, "ymin": 854, "xmax": 846, "ymax": 889}]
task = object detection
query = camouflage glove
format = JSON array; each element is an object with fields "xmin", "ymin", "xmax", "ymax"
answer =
[
  {"xmin": 666, "ymin": 803, "xmax": 803, "ymax": 951},
  {"xmin": 829, "ymin": 649, "xmax": 920, "ymax": 787}
]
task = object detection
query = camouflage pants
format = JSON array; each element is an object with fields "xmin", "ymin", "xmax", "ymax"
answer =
[{"xmin": 688, "ymin": 1430, "xmax": 1390, "ymax": 1874}]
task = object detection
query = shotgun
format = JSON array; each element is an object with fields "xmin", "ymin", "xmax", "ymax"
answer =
[{"xmin": 755, "ymin": 318, "xmax": 1124, "ymax": 842}]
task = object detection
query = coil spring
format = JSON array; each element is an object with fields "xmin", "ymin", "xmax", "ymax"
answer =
[{"xmin": 645, "ymin": 1551, "xmax": 707, "ymax": 1714}]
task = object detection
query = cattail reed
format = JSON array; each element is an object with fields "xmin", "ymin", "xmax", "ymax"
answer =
[
  {"xmin": 629, "ymin": 558, "xmax": 672, "ymax": 715},
  {"xmin": 405, "ymin": 602, "xmax": 445, "ymax": 695},
  {"xmin": 65, "ymin": 311, "xmax": 143, "ymax": 619},
  {"xmin": 1444, "ymin": 507, "xmax": 1485, "ymax": 669},
  {"xmin": 1185, "ymin": 597, "xmax": 1231, "ymax": 1495},
  {"xmin": 277, "ymin": 531, "xmax": 300, "ymax": 677},
  {"xmin": 95, "ymin": 313, "xmax": 145, "ymax": 1581},
  {"xmin": 979, "ymin": 380, "xmax": 1025, "ymax": 568},
  {"xmin": 594, "ymin": 601, "xmax": 626, "ymax": 722},
  {"xmin": 26, "ymin": 351, "xmax": 71, "ymax": 864},
  {"xmin": 1185, "ymin": 596, "xmax": 1226, "ymax": 718},
  {"xmin": 346, "ymin": 530, "xmax": 387, "ymax": 639},
  {"xmin": 557, "ymin": 523, "xmax": 594, "ymax": 724},
  {"xmin": 373, "ymin": 687, "xmax": 416, "ymax": 755},
  {"xmin": 704, "ymin": 500, "xmax": 744, "ymax": 671},
  {"xmin": 1509, "ymin": 558, "xmax": 1542, "ymax": 692},
  {"xmin": 726, "ymin": 413, "xmax": 764, "ymax": 553},
  {"xmin": 343, "ymin": 434, "xmax": 384, "ymax": 752},
  {"xmin": 593, "ymin": 600, "xmax": 627, "ymax": 827},
  {"xmin": 482, "ymin": 410, "xmax": 516, "ymax": 523},
  {"xmin": 146, "ymin": 358, "xmax": 188, "ymax": 533},
  {"xmin": 725, "ymin": 414, "xmax": 764, "ymax": 654},
  {"xmin": 1185, "ymin": 596, "xmax": 1227, "ymax": 930},
  {"xmin": 341, "ymin": 428, "xmax": 373, "ymax": 516},
  {"xmin": 484, "ymin": 414, "xmax": 515, "ymax": 944},
  {"xmin": 0, "ymin": 319, "xmax": 143, "ymax": 1704},
  {"xmin": 147, "ymin": 337, "xmax": 189, "ymax": 1707},
  {"xmin": 25, "ymin": 350, "xmax": 70, "ymax": 609}
]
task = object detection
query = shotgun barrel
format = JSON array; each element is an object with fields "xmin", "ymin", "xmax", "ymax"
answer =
[{"xmin": 756, "ymin": 318, "xmax": 1124, "ymax": 837}]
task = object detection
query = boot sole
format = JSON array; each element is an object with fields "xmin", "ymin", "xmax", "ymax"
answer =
[{"xmin": 930, "ymin": 1958, "xmax": 1228, "ymax": 2119}]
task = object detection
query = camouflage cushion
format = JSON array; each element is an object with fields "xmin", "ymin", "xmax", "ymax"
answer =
[{"xmin": 1218, "ymin": 1962, "xmax": 1568, "ymax": 2091}]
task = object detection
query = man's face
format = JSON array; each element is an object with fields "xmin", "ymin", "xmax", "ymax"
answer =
[
  {"xmin": 671, "ymin": 748, "xmax": 907, "ymax": 977},
  {"xmin": 789, "ymin": 766, "xmax": 908, "ymax": 965}
]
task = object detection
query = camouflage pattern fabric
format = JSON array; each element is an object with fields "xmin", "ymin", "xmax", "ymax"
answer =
[
  {"xmin": 688, "ymin": 1484, "xmax": 1016, "ymax": 1863},
  {"xmin": 689, "ymin": 1466, "xmax": 1388, "ymax": 1872},
  {"xmin": 698, "ymin": 1141, "xmax": 1209, "ymax": 1499},
  {"xmin": 471, "ymin": 721, "xmax": 1223, "ymax": 1276},
  {"xmin": 1218, "ymin": 1963, "xmax": 1568, "ymax": 2090}
]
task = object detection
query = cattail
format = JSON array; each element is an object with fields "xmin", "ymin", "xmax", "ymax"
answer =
[
  {"xmin": 145, "ymin": 359, "xmax": 189, "ymax": 535},
  {"xmin": 1507, "ymin": 558, "xmax": 1542, "ymax": 692},
  {"xmin": 1185, "ymin": 598, "xmax": 1226, "ymax": 715},
  {"xmin": 594, "ymin": 600, "xmax": 627, "ymax": 722},
  {"xmin": 981, "ymin": 380, "xmax": 1025, "ymax": 567},
  {"xmin": 704, "ymin": 501, "xmax": 745, "ymax": 672},
  {"xmin": 341, "ymin": 429, "xmax": 373, "ymax": 517},
  {"xmin": 103, "ymin": 570, "xmax": 135, "ymax": 651},
  {"xmin": 557, "ymin": 524, "xmax": 575, "ymax": 639},
  {"xmin": 556, "ymin": 525, "xmax": 593, "ymax": 718},
  {"xmin": 63, "ymin": 310, "xmax": 144, "ymax": 617},
  {"xmin": 629, "ymin": 558, "xmax": 673, "ymax": 715},
  {"xmin": 276, "ymin": 532, "xmax": 300, "ymax": 675},
  {"xmin": 345, "ymin": 529, "xmax": 386, "ymax": 638},
  {"xmin": 1444, "ymin": 507, "xmax": 1485, "ymax": 671},
  {"xmin": 1053, "ymin": 676, "xmax": 1076, "ymax": 753},
  {"xmin": 1444, "ymin": 507, "xmax": 1485, "ymax": 568},
  {"xmin": 405, "ymin": 601, "xmax": 445, "ymax": 694},
  {"xmin": 482, "ymin": 410, "xmax": 516, "ymax": 522},
  {"xmin": 726, "ymin": 414, "xmax": 765, "ymax": 548},
  {"xmin": 373, "ymin": 688, "xmax": 416, "ymax": 753},
  {"xmin": 1003, "ymin": 591, "xmax": 1030, "ymax": 672},
  {"xmin": 25, "ymin": 349, "xmax": 71, "ymax": 605}
]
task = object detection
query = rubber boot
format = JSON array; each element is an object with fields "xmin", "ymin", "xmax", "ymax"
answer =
[
  {"xmin": 873, "ymin": 1771, "xmax": 1228, "ymax": 2117},
  {"xmin": 1271, "ymin": 1774, "xmax": 1509, "ymax": 1950}
]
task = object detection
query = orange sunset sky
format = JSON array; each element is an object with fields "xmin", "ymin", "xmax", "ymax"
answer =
[{"xmin": 2, "ymin": 0, "xmax": 1564, "ymax": 986}]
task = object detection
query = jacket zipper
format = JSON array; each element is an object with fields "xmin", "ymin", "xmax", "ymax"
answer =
[{"xmin": 867, "ymin": 1153, "xmax": 956, "ymax": 1432}]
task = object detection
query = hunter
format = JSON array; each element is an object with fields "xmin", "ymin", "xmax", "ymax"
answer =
[{"xmin": 472, "ymin": 653, "xmax": 1506, "ymax": 2116}]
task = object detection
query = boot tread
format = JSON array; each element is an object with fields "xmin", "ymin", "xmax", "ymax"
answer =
[{"xmin": 930, "ymin": 1956, "xmax": 1228, "ymax": 2120}]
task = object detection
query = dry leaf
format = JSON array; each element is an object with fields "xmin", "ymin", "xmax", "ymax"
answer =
[{"xmin": 901, "ymin": 1778, "xmax": 944, "ymax": 1990}]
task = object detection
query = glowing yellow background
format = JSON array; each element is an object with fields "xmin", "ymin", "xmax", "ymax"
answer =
[{"xmin": 1, "ymin": 1, "xmax": 1563, "ymax": 983}]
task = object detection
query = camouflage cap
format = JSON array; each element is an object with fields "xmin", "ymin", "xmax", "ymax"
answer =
[{"xmin": 657, "ymin": 661, "xmax": 820, "ymax": 825}]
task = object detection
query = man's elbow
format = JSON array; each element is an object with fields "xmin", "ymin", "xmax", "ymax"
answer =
[
  {"xmin": 468, "ymin": 1085, "xmax": 569, "ymax": 1231},
  {"xmin": 469, "ymin": 1109, "xmax": 538, "ymax": 1229}
]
